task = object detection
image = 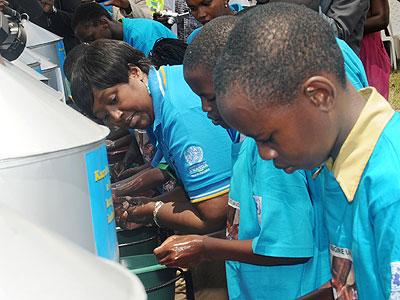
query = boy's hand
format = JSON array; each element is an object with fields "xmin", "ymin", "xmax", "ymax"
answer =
[
  {"xmin": 113, "ymin": 195, "xmax": 147, "ymax": 229},
  {"xmin": 154, "ymin": 235, "xmax": 209, "ymax": 268}
]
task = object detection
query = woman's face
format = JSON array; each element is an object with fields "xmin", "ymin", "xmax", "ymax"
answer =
[
  {"xmin": 92, "ymin": 67, "xmax": 154, "ymax": 130},
  {"xmin": 186, "ymin": 0, "xmax": 229, "ymax": 24}
]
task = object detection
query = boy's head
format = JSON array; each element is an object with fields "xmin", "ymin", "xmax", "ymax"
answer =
[
  {"xmin": 183, "ymin": 15, "xmax": 237, "ymax": 128},
  {"xmin": 215, "ymin": 3, "xmax": 347, "ymax": 172},
  {"xmin": 267, "ymin": 0, "xmax": 320, "ymax": 11},
  {"xmin": 72, "ymin": 2, "xmax": 114, "ymax": 43}
]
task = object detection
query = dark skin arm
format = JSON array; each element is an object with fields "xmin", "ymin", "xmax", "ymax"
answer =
[
  {"xmin": 297, "ymin": 281, "xmax": 334, "ymax": 300},
  {"xmin": 154, "ymin": 235, "xmax": 310, "ymax": 268},
  {"xmin": 364, "ymin": 0, "xmax": 389, "ymax": 34},
  {"xmin": 123, "ymin": 192, "xmax": 228, "ymax": 234},
  {"xmin": 112, "ymin": 166, "xmax": 167, "ymax": 197}
]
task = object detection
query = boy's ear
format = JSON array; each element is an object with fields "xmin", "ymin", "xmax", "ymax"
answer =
[{"xmin": 302, "ymin": 76, "xmax": 336, "ymax": 113}]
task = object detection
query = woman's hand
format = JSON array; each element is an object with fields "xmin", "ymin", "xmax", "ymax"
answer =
[{"xmin": 154, "ymin": 235, "xmax": 210, "ymax": 268}]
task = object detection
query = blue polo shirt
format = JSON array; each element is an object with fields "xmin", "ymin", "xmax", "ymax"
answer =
[
  {"xmin": 336, "ymin": 38, "xmax": 368, "ymax": 90},
  {"xmin": 122, "ymin": 18, "xmax": 176, "ymax": 56},
  {"xmin": 323, "ymin": 88, "xmax": 400, "ymax": 299},
  {"xmin": 147, "ymin": 65, "xmax": 232, "ymax": 203},
  {"xmin": 226, "ymin": 138, "xmax": 331, "ymax": 299}
]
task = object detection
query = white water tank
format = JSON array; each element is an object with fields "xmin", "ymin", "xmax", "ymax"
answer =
[
  {"xmin": 0, "ymin": 204, "xmax": 146, "ymax": 300},
  {"xmin": 0, "ymin": 58, "xmax": 118, "ymax": 260}
]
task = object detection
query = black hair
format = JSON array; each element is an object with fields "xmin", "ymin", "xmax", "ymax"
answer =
[
  {"xmin": 70, "ymin": 39, "xmax": 151, "ymax": 117},
  {"xmin": 72, "ymin": 2, "xmax": 112, "ymax": 31},
  {"xmin": 70, "ymin": 63, "xmax": 95, "ymax": 118},
  {"xmin": 149, "ymin": 38, "xmax": 188, "ymax": 69},
  {"xmin": 214, "ymin": 3, "xmax": 346, "ymax": 108},
  {"xmin": 267, "ymin": 0, "xmax": 320, "ymax": 12},
  {"xmin": 183, "ymin": 16, "xmax": 237, "ymax": 74},
  {"xmin": 64, "ymin": 43, "xmax": 89, "ymax": 82}
]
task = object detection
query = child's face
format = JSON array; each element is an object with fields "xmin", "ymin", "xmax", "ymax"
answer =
[
  {"xmin": 74, "ymin": 18, "xmax": 112, "ymax": 43},
  {"xmin": 92, "ymin": 68, "xmax": 154, "ymax": 130},
  {"xmin": 184, "ymin": 67, "xmax": 229, "ymax": 128},
  {"xmin": 217, "ymin": 86, "xmax": 337, "ymax": 173},
  {"xmin": 186, "ymin": 0, "xmax": 228, "ymax": 24}
]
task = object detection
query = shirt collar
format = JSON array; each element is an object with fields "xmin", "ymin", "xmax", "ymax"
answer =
[
  {"xmin": 326, "ymin": 87, "xmax": 395, "ymax": 202},
  {"xmin": 148, "ymin": 66, "xmax": 167, "ymax": 131}
]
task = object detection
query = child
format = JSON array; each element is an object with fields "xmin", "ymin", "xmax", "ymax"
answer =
[
  {"xmin": 72, "ymin": 2, "xmax": 176, "ymax": 55},
  {"xmin": 154, "ymin": 16, "xmax": 331, "ymax": 299},
  {"xmin": 214, "ymin": 4, "xmax": 400, "ymax": 299}
]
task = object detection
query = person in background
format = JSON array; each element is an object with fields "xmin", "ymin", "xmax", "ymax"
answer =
[
  {"xmin": 214, "ymin": 3, "xmax": 400, "ymax": 299},
  {"xmin": 319, "ymin": 0, "xmax": 370, "ymax": 54},
  {"xmin": 155, "ymin": 15, "xmax": 332, "ymax": 300},
  {"xmin": 80, "ymin": 0, "xmax": 152, "ymax": 20},
  {"xmin": 185, "ymin": 0, "xmax": 243, "ymax": 43},
  {"xmin": 0, "ymin": 0, "xmax": 80, "ymax": 52},
  {"xmin": 359, "ymin": 0, "xmax": 391, "ymax": 99},
  {"xmin": 175, "ymin": 0, "xmax": 202, "ymax": 41},
  {"xmin": 72, "ymin": 2, "xmax": 176, "ymax": 55}
]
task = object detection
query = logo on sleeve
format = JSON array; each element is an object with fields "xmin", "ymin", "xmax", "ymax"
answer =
[
  {"xmin": 184, "ymin": 146, "xmax": 204, "ymax": 166},
  {"xmin": 391, "ymin": 262, "xmax": 400, "ymax": 298},
  {"xmin": 184, "ymin": 145, "xmax": 209, "ymax": 177},
  {"xmin": 253, "ymin": 195, "xmax": 262, "ymax": 225}
]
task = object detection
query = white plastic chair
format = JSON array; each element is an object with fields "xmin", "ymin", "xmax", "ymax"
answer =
[{"xmin": 381, "ymin": 24, "xmax": 398, "ymax": 70}]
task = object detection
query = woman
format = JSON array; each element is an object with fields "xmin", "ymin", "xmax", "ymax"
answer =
[{"xmin": 70, "ymin": 39, "xmax": 232, "ymax": 234}]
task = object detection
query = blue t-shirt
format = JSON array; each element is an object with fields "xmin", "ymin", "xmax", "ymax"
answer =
[
  {"xmin": 187, "ymin": 4, "xmax": 243, "ymax": 43},
  {"xmin": 122, "ymin": 18, "xmax": 176, "ymax": 56},
  {"xmin": 226, "ymin": 138, "xmax": 331, "ymax": 299},
  {"xmin": 336, "ymin": 38, "xmax": 368, "ymax": 90},
  {"xmin": 147, "ymin": 65, "xmax": 232, "ymax": 203},
  {"xmin": 323, "ymin": 112, "xmax": 400, "ymax": 299}
]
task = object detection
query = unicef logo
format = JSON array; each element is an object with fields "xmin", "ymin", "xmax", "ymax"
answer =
[{"xmin": 184, "ymin": 146, "xmax": 204, "ymax": 166}]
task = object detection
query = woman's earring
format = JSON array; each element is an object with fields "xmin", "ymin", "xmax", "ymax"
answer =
[
  {"xmin": 141, "ymin": 79, "xmax": 151, "ymax": 95},
  {"xmin": 146, "ymin": 83, "xmax": 151, "ymax": 95},
  {"xmin": 224, "ymin": 2, "xmax": 228, "ymax": 7}
]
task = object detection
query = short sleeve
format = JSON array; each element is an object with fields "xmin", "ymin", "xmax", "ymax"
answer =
[
  {"xmin": 166, "ymin": 110, "xmax": 232, "ymax": 203},
  {"xmin": 371, "ymin": 191, "xmax": 400, "ymax": 299},
  {"xmin": 252, "ymin": 165, "xmax": 314, "ymax": 258}
]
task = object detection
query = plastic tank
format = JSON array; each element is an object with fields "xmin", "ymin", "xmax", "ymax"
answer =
[
  {"xmin": 0, "ymin": 204, "xmax": 146, "ymax": 300},
  {"xmin": 22, "ymin": 17, "xmax": 65, "ymax": 68},
  {"xmin": 0, "ymin": 58, "xmax": 118, "ymax": 260},
  {"xmin": 21, "ymin": 17, "xmax": 67, "ymax": 99}
]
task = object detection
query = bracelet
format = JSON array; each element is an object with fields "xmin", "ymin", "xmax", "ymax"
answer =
[{"xmin": 153, "ymin": 201, "xmax": 164, "ymax": 228}]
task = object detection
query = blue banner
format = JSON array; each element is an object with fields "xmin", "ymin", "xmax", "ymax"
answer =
[{"xmin": 85, "ymin": 144, "xmax": 118, "ymax": 260}]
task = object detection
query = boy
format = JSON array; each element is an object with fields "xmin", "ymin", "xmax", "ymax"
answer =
[
  {"xmin": 214, "ymin": 3, "xmax": 400, "ymax": 299},
  {"xmin": 155, "ymin": 16, "xmax": 331, "ymax": 299},
  {"xmin": 72, "ymin": 2, "xmax": 176, "ymax": 55}
]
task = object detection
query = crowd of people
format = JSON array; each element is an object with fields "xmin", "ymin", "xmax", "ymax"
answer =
[{"xmin": 2, "ymin": 0, "xmax": 399, "ymax": 299}]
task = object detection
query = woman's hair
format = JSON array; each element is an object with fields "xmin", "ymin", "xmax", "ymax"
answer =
[
  {"xmin": 64, "ymin": 43, "xmax": 89, "ymax": 82},
  {"xmin": 149, "ymin": 38, "xmax": 188, "ymax": 69},
  {"xmin": 70, "ymin": 39, "xmax": 152, "ymax": 116}
]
